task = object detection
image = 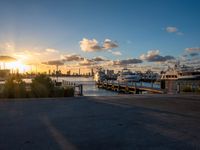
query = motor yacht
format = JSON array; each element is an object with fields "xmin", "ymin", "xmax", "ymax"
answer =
[{"xmin": 117, "ymin": 68, "xmax": 141, "ymax": 82}]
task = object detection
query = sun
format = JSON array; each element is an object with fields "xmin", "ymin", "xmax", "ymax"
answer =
[{"xmin": 7, "ymin": 61, "xmax": 30, "ymax": 73}]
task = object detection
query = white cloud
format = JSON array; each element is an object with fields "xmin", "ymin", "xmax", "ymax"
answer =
[
  {"xmin": 165, "ymin": 26, "xmax": 184, "ymax": 35},
  {"xmin": 80, "ymin": 38, "xmax": 118, "ymax": 52},
  {"xmin": 140, "ymin": 50, "xmax": 175, "ymax": 62},
  {"xmin": 80, "ymin": 38, "xmax": 103, "ymax": 52},
  {"xmin": 108, "ymin": 50, "xmax": 122, "ymax": 56},
  {"xmin": 140, "ymin": 50, "xmax": 160, "ymax": 60},
  {"xmin": 45, "ymin": 48, "xmax": 59, "ymax": 53},
  {"xmin": 166, "ymin": 27, "xmax": 178, "ymax": 33},
  {"xmin": 103, "ymin": 39, "xmax": 118, "ymax": 49}
]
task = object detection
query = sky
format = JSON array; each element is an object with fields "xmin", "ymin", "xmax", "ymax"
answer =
[{"xmin": 0, "ymin": 0, "xmax": 199, "ymax": 73}]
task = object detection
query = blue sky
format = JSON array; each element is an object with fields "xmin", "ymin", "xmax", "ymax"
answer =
[{"xmin": 0, "ymin": 0, "xmax": 200, "ymax": 71}]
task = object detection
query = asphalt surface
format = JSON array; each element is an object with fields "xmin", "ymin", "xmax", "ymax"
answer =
[{"xmin": 0, "ymin": 95, "xmax": 200, "ymax": 150}]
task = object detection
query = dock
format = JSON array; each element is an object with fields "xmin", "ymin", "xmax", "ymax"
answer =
[
  {"xmin": 60, "ymin": 80, "xmax": 83, "ymax": 96},
  {"xmin": 96, "ymin": 81, "xmax": 164, "ymax": 94}
]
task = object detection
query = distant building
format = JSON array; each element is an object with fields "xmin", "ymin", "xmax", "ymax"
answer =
[{"xmin": 67, "ymin": 70, "xmax": 71, "ymax": 76}]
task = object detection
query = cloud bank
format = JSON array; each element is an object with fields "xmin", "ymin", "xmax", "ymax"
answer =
[
  {"xmin": 140, "ymin": 50, "xmax": 175, "ymax": 62},
  {"xmin": 63, "ymin": 54, "xmax": 84, "ymax": 61},
  {"xmin": 91, "ymin": 57, "xmax": 107, "ymax": 62},
  {"xmin": 42, "ymin": 60, "xmax": 64, "ymax": 66},
  {"xmin": 113, "ymin": 58, "xmax": 142, "ymax": 66}
]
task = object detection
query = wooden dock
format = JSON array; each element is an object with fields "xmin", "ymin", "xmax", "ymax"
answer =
[
  {"xmin": 96, "ymin": 81, "xmax": 164, "ymax": 94},
  {"xmin": 58, "ymin": 80, "xmax": 83, "ymax": 96}
]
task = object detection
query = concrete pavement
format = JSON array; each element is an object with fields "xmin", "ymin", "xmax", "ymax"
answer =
[{"xmin": 0, "ymin": 95, "xmax": 200, "ymax": 150}]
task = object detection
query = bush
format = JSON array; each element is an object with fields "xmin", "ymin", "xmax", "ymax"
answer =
[
  {"xmin": 52, "ymin": 86, "xmax": 74, "ymax": 97},
  {"xmin": 182, "ymin": 86, "xmax": 192, "ymax": 92},
  {"xmin": 195, "ymin": 87, "xmax": 200, "ymax": 93},
  {"xmin": 2, "ymin": 75, "xmax": 27, "ymax": 98},
  {"xmin": 63, "ymin": 87, "xmax": 74, "ymax": 97},
  {"xmin": 30, "ymin": 74, "xmax": 74, "ymax": 97},
  {"xmin": 1, "ymin": 74, "xmax": 75, "ymax": 98},
  {"xmin": 53, "ymin": 87, "xmax": 65, "ymax": 97},
  {"xmin": 31, "ymin": 74, "xmax": 54, "ymax": 97}
]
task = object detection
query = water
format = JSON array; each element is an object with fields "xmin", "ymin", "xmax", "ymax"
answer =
[
  {"xmin": 53, "ymin": 77, "xmax": 118, "ymax": 96},
  {"xmin": 1, "ymin": 77, "xmax": 161, "ymax": 96},
  {"xmin": 55, "ymin": 77, "xmax": 161, "ymax": 96}
]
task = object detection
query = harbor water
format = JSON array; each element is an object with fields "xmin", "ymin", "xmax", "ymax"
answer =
[
  {"xmin": 1, "ymin": 76, "xmax": 161, "ymax": 96},
  {"xmin": 53, "ymin": 77, "xmax": 118, "ymax": 96},
  {"xmin": 54, "ymin": 77, "xmax": 161, "ymax": 96}
]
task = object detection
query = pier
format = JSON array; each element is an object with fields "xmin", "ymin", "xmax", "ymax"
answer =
[
  {"xmin": 96, "ymin": 81, "xmax": 163, "ymax": 94},
  {"xmin": 60, "ymin": 80, "xmax": 83, "ymax": 96}
]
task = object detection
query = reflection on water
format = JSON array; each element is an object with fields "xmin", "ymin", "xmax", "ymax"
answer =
[{"xmin": 53, "ymin": 77, "xmax": 118, "ymax": 96}]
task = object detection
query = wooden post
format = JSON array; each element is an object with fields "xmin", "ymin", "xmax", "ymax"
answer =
[{"xmin": 79, "ymin": 84, "xmax": 83, "ymax": 96}]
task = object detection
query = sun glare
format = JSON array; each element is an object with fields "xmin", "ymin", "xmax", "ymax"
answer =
[{"xmin": 7, "ymin": 61, "xmax": 30, "ymax": 73}]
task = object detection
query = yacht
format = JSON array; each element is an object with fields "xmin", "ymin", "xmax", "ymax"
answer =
[
  {"xmin": 94, "ymin": 68, "xmax": 106, "ymax": 82},
  {"xmin": 160, "ymin": 68, "xmax": 178, "ymax": 80},
  {"xmin": 161, "ymin": 65, "xmax": 200, "ymax": 80},
  {"xmin": 142, "ymin": 70, "xmax": 160, "ymax": 82},
  {"xmin": 117, "ymin": 68, "xmax": 141, "ymax": 82}
]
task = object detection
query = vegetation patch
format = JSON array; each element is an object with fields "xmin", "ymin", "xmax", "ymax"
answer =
[{"xmin": 0, "ymin": 74, "xmax": 74, "ymax": 98}]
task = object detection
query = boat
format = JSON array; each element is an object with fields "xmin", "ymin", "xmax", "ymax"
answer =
[
  {"xmin": 161, "ymin": 65, "xmax": 200, "ymax": 80},
  {"xmin": 178, "ymin": 70, "xmax": 200, "ymax": 80},
  {"xmin": 142, "ymin": 70, "xmax": 160, "ymax": 82},
  {"xmin": 160, "ymin": 67, "xmax": 178, "ymax": 80},
  {"xmin": 117, "ymin": 68, "xmax": 141, "ymax": 82},
  {"xmin": 94, "ymin": 68, "xmax": 106, "ymax": 82}
]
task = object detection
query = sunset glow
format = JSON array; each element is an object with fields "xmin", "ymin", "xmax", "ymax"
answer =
[{"xmin": 7, "ymin": 61, "xmax": 30, "ymax": 73}]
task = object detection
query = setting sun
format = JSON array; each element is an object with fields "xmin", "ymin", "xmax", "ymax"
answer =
[{"xmin": 7, "ymin": 61, "xmax": 30, "ymax": 73}]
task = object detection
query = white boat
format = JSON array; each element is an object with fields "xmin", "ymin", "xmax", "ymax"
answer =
[
  {"xmin": 117, "ymin": 68, "xmax": 141, "ymax": 82},
  {"xmin": 161, "ymin": 65, "xmax": 200, "ymax": 80},
  {"xmin": 161, "ymin": 68, "xmax": 178, "ymax": 80},
  {"xmin": 142, "ymin": 70, "xmax": 160, "ymax": 82},
  {"xmin": 94, "ymin": 68, "xmax": 106, "ymax": 82},
  {"xmin": 178, "ymin": 71, "xmax": 200, "ymax": 80}
]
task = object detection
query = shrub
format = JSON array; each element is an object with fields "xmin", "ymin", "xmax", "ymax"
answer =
[
  {"xmin": 1, "ymin": 74, "xmax": 75, "ymax": 98},
  {"xmin": 2, "ymin": 75, "xmax": 27, "ymax": 98},
  {"xmin": 63, "ymin": 87, "xmax": 74, "ymax": 97},
  {"xmin": 53, "ymin": 87, "xmax": 65, "ymax": 97},
  {"xmin": 182, "ymin": 86, "xmax": 192, "ymax": 92},
  {"xmin": 52, "ymin": 86, "xmax": 74, "ymax": 97},
  {"xmin": 31, "ymin": 74, "xmax": 54, "ymax": 97}
]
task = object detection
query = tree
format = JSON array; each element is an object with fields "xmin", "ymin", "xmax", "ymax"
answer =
[
  {"xmin": 3, "ymin": 75, "xmax": 26, "ymax": 98},
  {"xmin": 31, "ymin": 74, "xmax": 54, "ymax": 97}
]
